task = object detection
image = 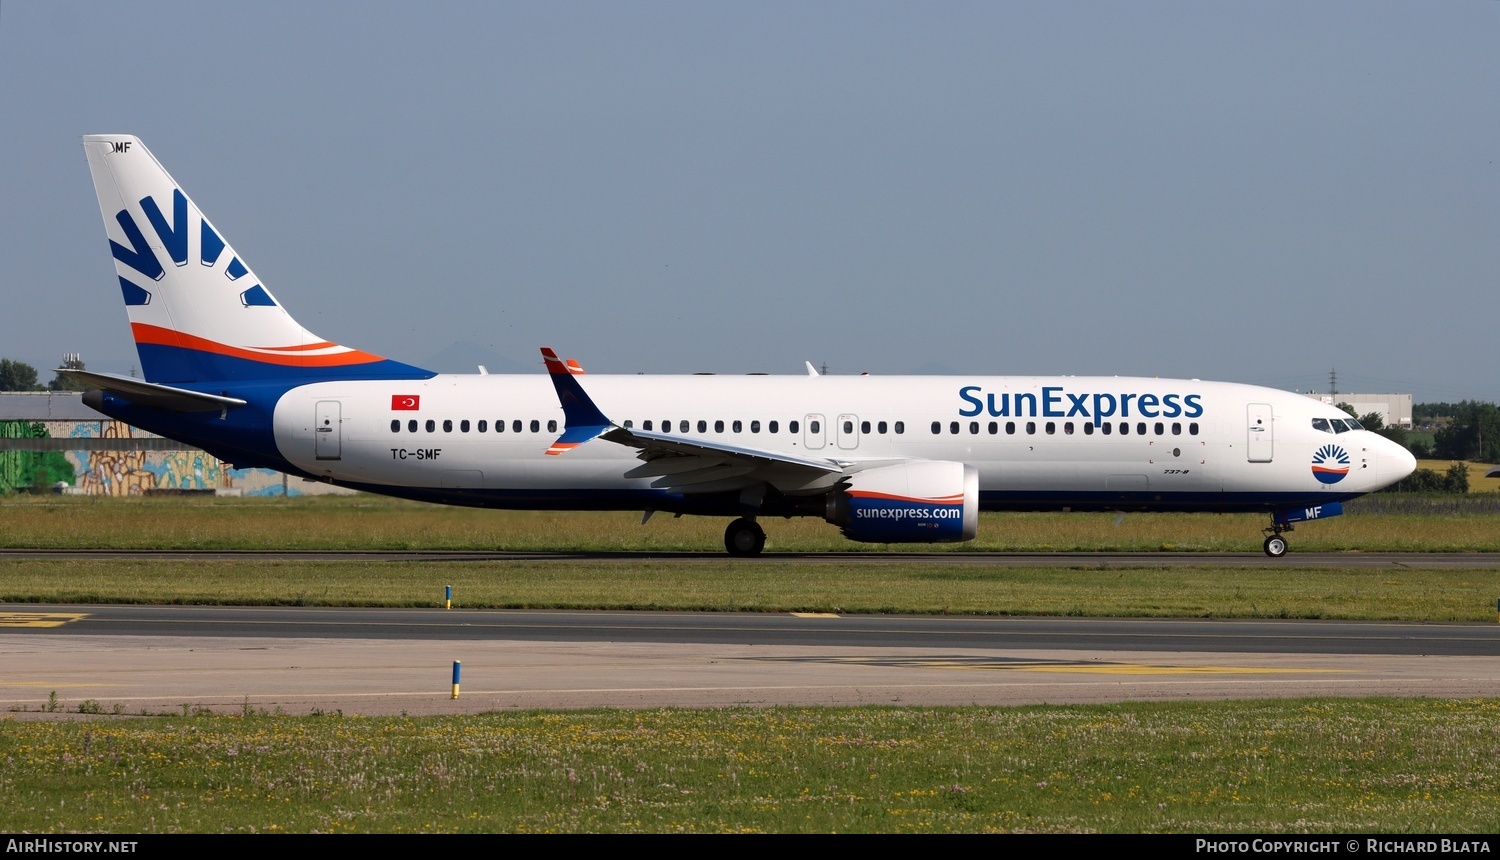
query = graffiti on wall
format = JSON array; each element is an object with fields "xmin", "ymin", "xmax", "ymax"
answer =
[
  {"xmin": 2, "ymin": 418, "xmax": 347, "ymax": 497},
  {"xmin": 0, "ymin": 421, "xmax": 75, "ymax": 493}
]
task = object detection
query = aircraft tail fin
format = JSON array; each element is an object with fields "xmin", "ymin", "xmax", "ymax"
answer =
[{"xmin": 81, "ymin": 135, "xmax": 431, "ymax": 384}]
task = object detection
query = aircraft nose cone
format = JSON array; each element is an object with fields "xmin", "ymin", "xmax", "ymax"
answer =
[{"xmin": 1378, "ymin": 437, "xmax": 1418, "ymax": 488}]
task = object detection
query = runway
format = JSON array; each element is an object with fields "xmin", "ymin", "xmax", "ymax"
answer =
[
  {"xmin": 4, "ymin": 604, "xmax": 1498, "ymax": 717},
  {"xmin": 4, "ymin": 548, "xmax": 1500, "ymax": 567}
]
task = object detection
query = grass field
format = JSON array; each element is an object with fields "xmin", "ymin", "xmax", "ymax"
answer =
[
  {"xmin": 2, "ymin": 492, "xmax": 1500, "ymax": 552},
  {"xmin": 3, "ymin": 700, "xmax": 1499, "ymax": 833},
  {"xmin": 1, "ymin": 557, "xmax": 1497, "ymax": 621},
  {"xmin": 1, "ymin": 494, "xmax": 1497, "ymax": 621}
]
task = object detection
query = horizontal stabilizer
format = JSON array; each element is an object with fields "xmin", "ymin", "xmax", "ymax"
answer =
[{"xmin": 62, "ymin": 369, "xmax": 247, "ymax": 413}]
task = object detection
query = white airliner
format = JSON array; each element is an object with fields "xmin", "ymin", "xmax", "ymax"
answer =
[{"xmin": 69, "ymin": 135, "xmax": 1417, "ymax": 557}]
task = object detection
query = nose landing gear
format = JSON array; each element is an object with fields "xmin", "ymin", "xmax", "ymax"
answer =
[{"xmin": 1261, "ymin": 522, "xmax": 1291, "ymax": 558}]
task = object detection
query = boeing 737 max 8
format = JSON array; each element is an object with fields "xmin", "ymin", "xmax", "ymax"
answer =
[{"xmin": 69, "ymin": 136, "xmax": 1417, "ymax": 557}]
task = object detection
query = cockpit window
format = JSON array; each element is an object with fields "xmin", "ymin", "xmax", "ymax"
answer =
[{"xmin": 1314, "ymin": 417, "xmax": 1363, "ymax": 434}]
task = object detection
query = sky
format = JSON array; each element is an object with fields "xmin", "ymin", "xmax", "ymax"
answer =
[{"xmin": 1, "ymin": 2, "xmax": 1496, "ymax": 402}]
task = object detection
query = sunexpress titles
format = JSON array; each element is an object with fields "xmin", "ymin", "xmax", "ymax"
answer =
[{"xmin": 958, "ymin": 385, "xmax": 1204, "ymax": 426}]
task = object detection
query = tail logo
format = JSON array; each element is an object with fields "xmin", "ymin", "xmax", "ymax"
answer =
[
  {"xmin": 1311, "ymin": 444, "xmax": 1351, "ymax": 484},
  {"xmin": 110, "ymin": 141, "xmax": 131, "ymax": 154},
  {"xmin": 111, "ymin": 190, "xmax": 275, "ymax": 310}
]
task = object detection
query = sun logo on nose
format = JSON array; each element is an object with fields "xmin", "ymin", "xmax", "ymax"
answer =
[{"xmin": 1311, "ymin": 444, "xmax": 1351, "ymax": 484}]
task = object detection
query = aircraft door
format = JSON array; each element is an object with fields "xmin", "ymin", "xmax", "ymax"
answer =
[
  {"xmin": 804, "ymin": 414, "xmax": 826, "ymax": 450},
  {"xmin": 1246, "ymin": 403, "xmax": 1273, "ymax": 463},
  {"xmin": 837, "ymin": 414, "xmax": 860, "ymax": 450},
  {"xmin": 315, "ymin": 400, "xmax": 342, "ymax": 460}
]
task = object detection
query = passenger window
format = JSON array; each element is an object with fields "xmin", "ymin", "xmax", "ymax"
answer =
[
  {"xmin": 1101, "ymin": 422, "xmax": 1111, "ymax": 435},
  {"xmin": 390, "ymin": 420, "xmax": 400, "ymax": 433},
  {"xmin": 478, "ymin": 420, "xmax": 487, "ymax": 433},
  {"xmin": 1137, "ymin": 422, "xmax": 1147, "ymax": 436},
  {"xmin": 548, "ymin": 420, "xmax": 557, "ymax": 433},
  {"xmin": 988, "ymin": 421, "xmax": 997, "ymax": 435},
  {"xmin": 530, "ymin": 419, "xmax": 540, "ymax": 433},
  {"xmin": 894, "ymin": 421, "xmax": 904, "ymax": 434},
  {"xmin": 426, "ymin": 419, "xmax": 436, "ymax": 433},
  {"xmin": 969, "ymin": 421, "xmax": 979, "ymax": 434},
  {"xmin": 861, "ymin": 421, "xmax": 870, "ymax": 434},
  {"xmin": 1083, "ymin": 422, "xmax": 1094, "ymax": 435},
  {"xmin": 643, "ymin": 420, "xmax": 652, "ymax": 431},
  {"xmin": 1045, "ymin": 422, "xmax": 1055, "ymax": 435},
  {"xmin": 932, "ymin": 421, "xmax": 941, "ymax": 435},
  {"xmin": 623, "ymin": 420, "xmax": 633, "ymax": 429},
  {"xmin": 1189, "ymin": 423, "xmax": 1199, "ymax": 435},
  {"xmin": 1172, "ymin": 422, "xmax": 1181, "ymax": 435},
  {"xmin": 1064, "ymin": 422, "xmax": 1074, "ymax": 435},
  {"xmin": 732, "ymin": 420, "xmax": 741, "ymax": 433},
  {"xmin": 714, "ymin": 420, "xmax": 724, "ymax": 433},
  {"xmin": 408, "ymin": 419, "xmax": 418, "ymax": 433},
  {"xmin": 513, "ymin": 420, "xmax": 522, "ymax": 433},
  {"xmin": 461, "ymin": 420, "xmax": 470, "ymax": 433},
  {"xmin": 1006, "ymin": 421, "xmax": 1015, "ymax": 434},
  {"xmin": 680, "ymin": 420, "xmax": 689, "ymax": 433},
  {"xmin": 697, "ymin": 420, "xmax": 707, "ymax": 433},
  {"xmin": 442, "ymin": 420, "xmax": 452, "ymax": 433},
  {"xmin": 770, "ymin": 421, "xmax": 779, "ymax": 433},
  {"xmin": 751, "ymin": 420, "xmax": 760, "ymax": 433},
  {"xmin": 1154, "ymin": 422, "xmax": 1164, "ymax": 435},
  {"xmin": 949, "ymin": 421, "xmax": 959, "ymax": 434},
  {"xmin": 791, "ymin": 420, "xmax": 800, "ymax": 434},
  {"xmin": 1026, "ymin": 421, "xmax": 1036, "ymax": 434},
  {"xmin": 1119, "ymin": 422, "xmax": 1129, "ymax": 435},
  {"xmin": 877, "ymin": 421, "xmax": 887, "ymax": 434},
  {"xmin": 808, "ymin": 420, "xmax": 819, "ymax": 434}
]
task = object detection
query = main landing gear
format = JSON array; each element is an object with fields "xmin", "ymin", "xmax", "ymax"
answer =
[
  {"xmin": 1261, "ymin": 520, "xmax": 1291, "ymax": 558},
  {"xmin": 724, "ymin": 517, "xmax": 766, "ymax": 557}
]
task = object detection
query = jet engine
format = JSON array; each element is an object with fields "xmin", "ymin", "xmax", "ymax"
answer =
[{"xmin": 824, "ymin": 461, "xmax": 978, "ymax": 544}]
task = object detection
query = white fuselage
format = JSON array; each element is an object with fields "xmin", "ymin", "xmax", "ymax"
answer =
[{"xmin": 270, "ymin": 373, "xmax": 1415, "ymax": 513}]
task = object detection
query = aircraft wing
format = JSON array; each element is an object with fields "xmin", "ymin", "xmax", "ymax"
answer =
[
  {"xmin": 597, "ymin": 425, "xmax": 845, "ymax": 494},
  {"xmin": 540, "ymin": 348, "xmax": 846, "ymax": 494}
]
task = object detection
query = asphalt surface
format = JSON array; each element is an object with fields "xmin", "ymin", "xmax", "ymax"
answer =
[{"xmin": 4, "ymin": 603, "xmax": 1498, "ymax": 717}]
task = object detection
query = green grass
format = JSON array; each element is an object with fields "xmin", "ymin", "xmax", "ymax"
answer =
[
  {"xmin": 3, "ymin": 699, "xmax": 1498, "ymax": 833},
  {"xmin": 2, "ymin": 493, "xmax": 1500, "ymax": 552},
  {"xmin": 1, "ymin": 558, "xmax": 1497, "ymax": 621}
]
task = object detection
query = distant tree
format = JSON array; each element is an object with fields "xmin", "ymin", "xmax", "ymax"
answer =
[
  {"xmin": 0, "ymin": 359, "xmax": 41, "ymax": 392},
  {"xmin": 1384, "ymin": 468, "xmax": 1444, "ymax": 493},
  {"xmin": 1444, "ymin": 462, "xmax": 1470, "ymax": 494},
  {"xmin": 1431, "ymin": 401, "xmax": 1500, "ymax": 462},
  {"xmin": 1335, "ymin": 402, "xmax": 1357, "ymax": 419},
  {"xmin": 1407, "ymin": 435, "xmax": 1434, "ymax": 458},
  {"xmin": 47, "ymin": 355, "xmax": 88, "ymax": 392},
  {"xmin": 1381, "ymin": 463, "xmax": 1470, "ymax": 494}
]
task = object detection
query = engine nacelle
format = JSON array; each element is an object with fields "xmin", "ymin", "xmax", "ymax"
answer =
[{"xmin": 824, "ymin": 461, "xmax": 978, "ymax": 544}]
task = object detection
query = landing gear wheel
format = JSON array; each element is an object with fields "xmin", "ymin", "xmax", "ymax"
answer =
[
  {"xmin": 1263, "ymin": 535, "xmax": 1288, "ymax": 558},
  {"xmin": 724, "ymin": 518, "xmax": 766, "ymax": 557}
]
